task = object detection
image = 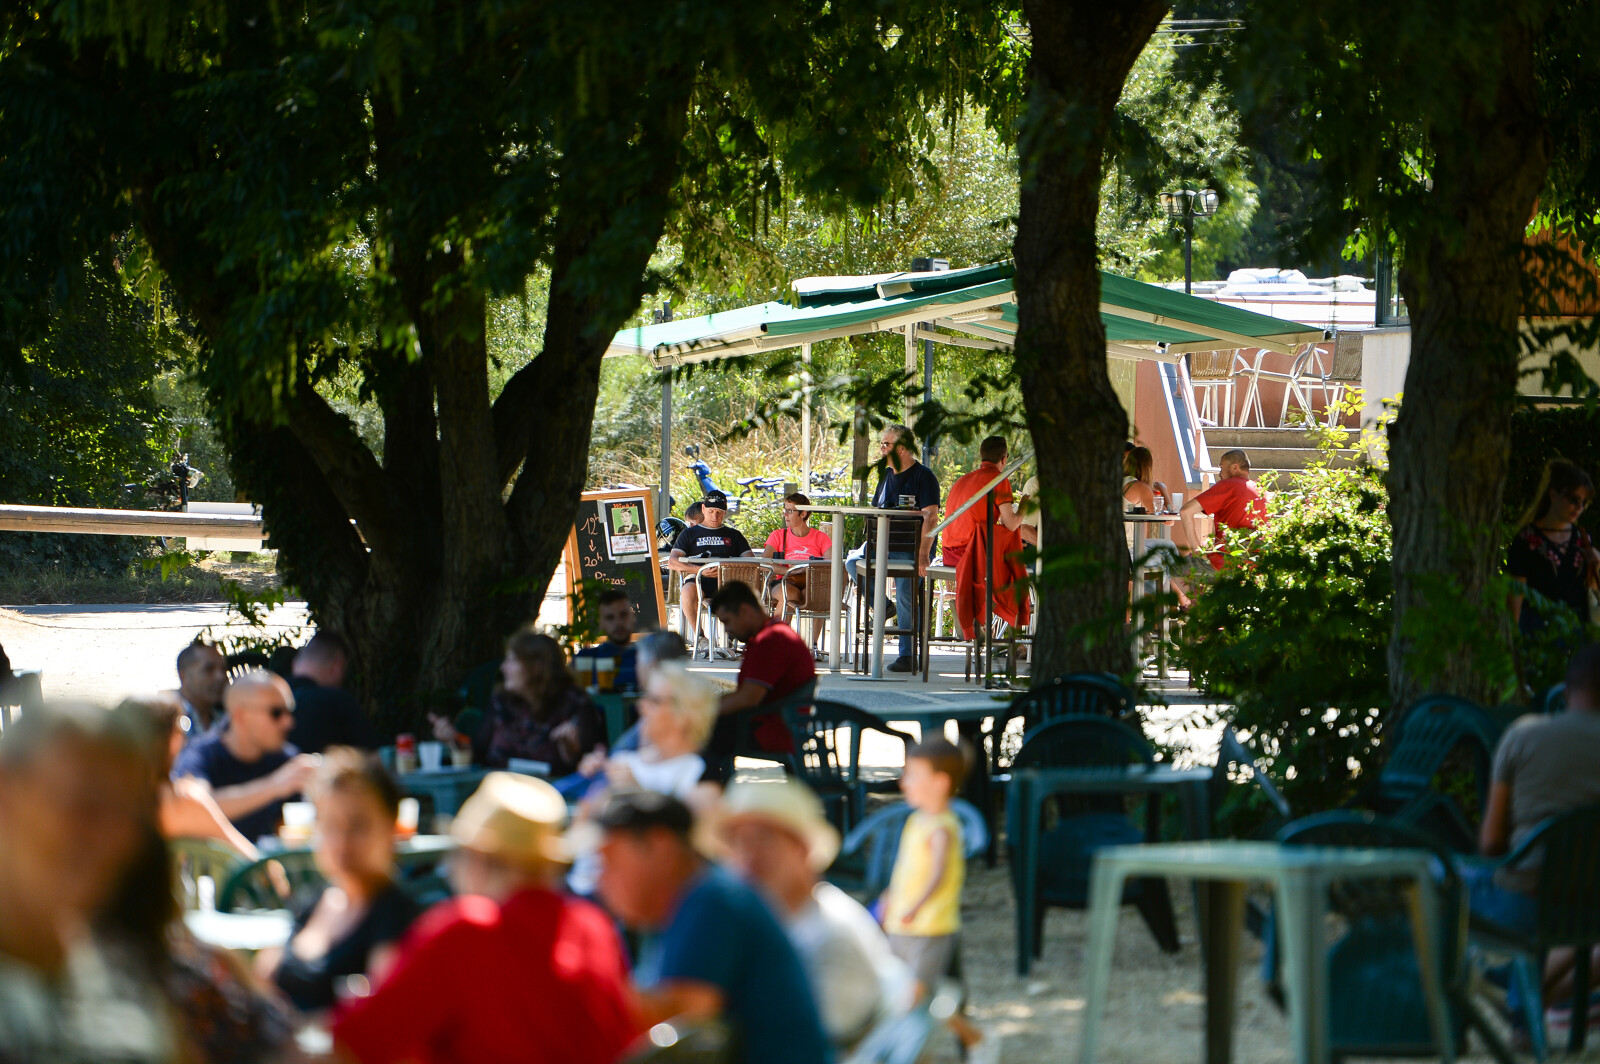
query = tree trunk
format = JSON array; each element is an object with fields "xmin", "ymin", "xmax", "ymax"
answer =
[
  {"xmin": 1386, "ymin": 26, "xmax": 1551, "ymax": 705},
  {"xmin": 1014, "ymin": 0, "xmax": 1169, "ymax": 683}
]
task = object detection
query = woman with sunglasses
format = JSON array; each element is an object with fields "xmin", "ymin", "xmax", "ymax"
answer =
[{"xmin": 1509, "ymin": 459, "xmax": 1600, "ymax": 636}]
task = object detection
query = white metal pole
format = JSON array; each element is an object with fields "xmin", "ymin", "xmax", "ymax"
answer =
[
  {"xmin": 828, "ymin": 511, "xmax": 844, "ymax": 673},
  {"xmin": 872, "ymin": 513, "xmax": 890, "ymax": 678},
  {"xmin": 903, "ymin": 326, "xmax": 916, "ymax": 424},
  {"xmin": 800, "ymin": 342, "xmax": 812, "ymax": 495}
]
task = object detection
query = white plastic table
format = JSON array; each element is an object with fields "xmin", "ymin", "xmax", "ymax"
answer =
[
  {"xmin": 1079, "ymin": 841, "xmax": 1452, "ymax": 1064},
  {"xmin": 796, "ymin": 504, "xmax": 925, "ymax": 679},
  {"xmin": 1124, "ymin": 512, "xmax": 1180, "ymax": 599}
]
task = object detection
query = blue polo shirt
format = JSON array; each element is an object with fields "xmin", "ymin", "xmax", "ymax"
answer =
[
  {"xmin": 572, "ymin": 640, "xmax": 638, "ymax": 693},
  {"xmin": 635, "ymin": 867, "xmax": 831, "ymax": 1064},
  {"xmin": 172, "ymin": 729, "xmax": 298, "ymax": 843}
]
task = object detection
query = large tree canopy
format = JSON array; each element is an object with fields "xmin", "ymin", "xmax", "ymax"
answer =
[
  {"xmin": 0, "ymin": 0, "xmax": 1016, "ymax": 723},
  {"xmin": 1219, "ymin": 0, "xmax": 1600, "ymax": 702}
]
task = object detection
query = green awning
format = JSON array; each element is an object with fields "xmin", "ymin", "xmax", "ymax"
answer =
[{"xmin": 606, "ymin": 260, "xmax": 1326, "ymax": 366}]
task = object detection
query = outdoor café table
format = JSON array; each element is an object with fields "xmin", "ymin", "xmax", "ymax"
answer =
[
  {"xmin": 795, "ymin": 503, "xmax": 925, "ymax": 680},
  {"xmin": 883, "ymin": 696, "xmax": 1013, "ymax": 738},
  {"xmin": 184, "ymin": 908, "xmax": 293, "ymax": 953},
  {"xmin": 1007, "ymin": 763, "xmax": 1212, "ymax": 977},
  {"xmin": 397, "ymin": 767, "xmax": 491, "ymax": 817},
  {"xmin": 1078, "ymin": 840, "xmax": 1452, "ymax": 1064}
]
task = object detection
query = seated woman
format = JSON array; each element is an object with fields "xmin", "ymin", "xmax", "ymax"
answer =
[
  {"xmin": 121, "ymin": 694, "xmax": 258, "ymax": 859},
  {"xmin": 1507, "ymin": 458, "xmax": 1597, "ymax": 641},
  {"xmin": 473, "ymin": 626, "xmax": 604, "ymax": 775},
  {"xmin": 763, "ymin": 493, "xmax": 834, "ymax": 632},
  {"xmin": 261, "ymin": 748, "xmax": 421, "ymax": 1014},
  {"xmin": 1123, "ymin": 446, "xmax": 1187, "ymax": 606},
  {"xmin": 565, "ymin": 662, "xmax": 719, "ymax": 896}
]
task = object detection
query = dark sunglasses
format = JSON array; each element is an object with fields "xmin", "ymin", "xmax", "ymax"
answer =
[{"xmin": 267, "ymin": 705, "xmax": 294, "ymax": 720}]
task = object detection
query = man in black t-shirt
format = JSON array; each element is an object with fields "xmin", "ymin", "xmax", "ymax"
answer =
[
  {"xmin": 666, "ymin": 490, "xmax": 754, "ymax": 646},
  {"xmin": 845, "ymin": 424, "xmax": 941, "ymax": 671},
  {"xmin": 287, "ymin": 631, "xmax": 380, "ymax": 754}
]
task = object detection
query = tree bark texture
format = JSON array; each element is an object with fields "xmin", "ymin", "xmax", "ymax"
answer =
[
  {"xmin": 1386, "ymin": 23, "xmax": 1552, "ymax": 705},
  {"xmin": 1014, "ymin": 0, "xmax": 1169, "ymax": 682}
]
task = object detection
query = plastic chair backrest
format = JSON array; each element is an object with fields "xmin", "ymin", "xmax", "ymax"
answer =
[
  {"xmin": 218, "ymin": 850, "xmax": 326, "ymax": 913},
  {"xmin": 836, "ymin": 799, "xmax": 989, "ymax": 899},
  {"xmin": 1517, "ymin": 804, "xmax": 1600, "ymax": 948},
  {"xmin": 1213, "ymin": 725, "xmax": 1292, "ymax": 823},
  {"xmin": 785, "ymin": 700, "xmax": 909, "ymax": 792},
  {"xmin": 862, "ymin": 514, "xmax": 924, "ymax": 559},
  {"xmin": 1012, "ymin": 673, "xmax": 1135, "ymax": 729},
  {"xmin": 1379, "ymin": 695, "xmax": 1496, "ymax": 805},
  {"xmin": 1011, "ymin": 715, "xmax": 1153, "ymax": 771},
  {"xmin": 171, "ymin": 838, "xmax": 249, "ymax": 910},
  {"xmin": 225, "ymin": 651, "xmax": 271, "ymax": 680}
]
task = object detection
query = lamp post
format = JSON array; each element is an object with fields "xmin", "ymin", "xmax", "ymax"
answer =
[{"xmin": 1158, "ymin": 188, "xmax": 1219, "ymax": 295}]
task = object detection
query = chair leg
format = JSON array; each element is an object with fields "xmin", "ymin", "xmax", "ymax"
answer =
[
  {"xmin": 1132, "ymin": 877, "xmax": 1182, "ymax": 954},
  {"xmin": 1511, "ymin": 955, "xmax": 1546, "ymax": 1063},
  {"xmin": 1568, "ymin": 942, "xmax": 1591, "ymax": 1054}
]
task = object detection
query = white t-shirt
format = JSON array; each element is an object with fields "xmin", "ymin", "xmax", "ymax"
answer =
[
  {"xmin": 567, "ymin": 750, "xmax": 706, "ymax": 895},
  {"xmin": 786, "ymin": 882, "xmax": 914, "ymax": 1047}
]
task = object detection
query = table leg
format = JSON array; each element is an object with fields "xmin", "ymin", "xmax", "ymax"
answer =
[
  {"xmin": 1132, "ymin": 520, "xmax": 1147, "ymax": 601},
  {"xmin": 1079, "ymin": 859, "xmax": 1127, "ymax": 1064},
  {"xmin": 871, "ymin": 514, "xmax": 889, "ymax": 679},
  {"xmin": 829, "ymin": 513, "xmax": 844, "ymax": 673},
  {"xmin": 1014, "ymin": 775, "xmax": 1036, "ymax": 977},
  {"xmin": 1276, "ymin": 870, "xmax": 1330, "ymax": 1064},
  {"xmin": 1404, "ymin": 880, "xmax": 1455, "ymax": 1064},
  {"xmin": 1197, "ymin": 879, "xmax": 1246, "ymax": 1064}
]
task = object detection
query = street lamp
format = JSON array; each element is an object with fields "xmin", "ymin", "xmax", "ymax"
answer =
[{"xmin": 1158, "ymin": 188, "xmax": 1219, "ymax": 295}]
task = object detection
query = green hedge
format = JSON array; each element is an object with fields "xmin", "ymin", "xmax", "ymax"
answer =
[{"xmin": 1505, "ymin": 405, "xmax": 1600, "ymax": 534}]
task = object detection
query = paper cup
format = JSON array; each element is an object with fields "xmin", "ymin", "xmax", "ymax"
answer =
[{"xmin": 419, "ymin": 740, "xmax": 445, "ymax": 772}]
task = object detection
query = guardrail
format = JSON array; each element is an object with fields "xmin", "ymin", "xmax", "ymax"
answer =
[{"xmin": 0, "ymin": 504, "xmax": 265, "ymax": 539}]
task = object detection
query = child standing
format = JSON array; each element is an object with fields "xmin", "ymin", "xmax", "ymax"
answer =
[{"xmin": 881, "ymin": 737, "xmax": 985, "ymax": 1052}]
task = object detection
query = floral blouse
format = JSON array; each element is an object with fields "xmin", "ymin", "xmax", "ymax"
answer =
[
  {"xmin": 1508, "ymin": 524, "xmax": 1594, "ymax": 623},
  {"xmin": 474, "ymin": 685, "xmax": 604, "ymax": 776}
]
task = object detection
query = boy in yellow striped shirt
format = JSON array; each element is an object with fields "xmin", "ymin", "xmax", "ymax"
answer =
[{"xmin": 881, "ymin": 737, "xmax": 983, "ymax": 1051}]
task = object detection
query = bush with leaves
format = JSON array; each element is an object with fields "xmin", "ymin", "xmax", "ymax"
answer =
[{"xmin": 1178, "ymin": 399, "xmax": 1393, "ymax": 819}]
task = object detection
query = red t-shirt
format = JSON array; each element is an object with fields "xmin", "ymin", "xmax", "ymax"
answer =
[
  {"xmin": 1195, "ymin": 474, "xmax": 1267, "ymax": 569},
  {"xmin": 738, "ymin": 616, "xmax": 817, "ymax": 750},
  {"xmin": 333, "ymin": 888, "xmax": 640, "ymax": 1064},
  {"xmin": 941, "ymin": 462, "xmax": 1013, "ymax": 566},
  {"xmin": 763, "ymin": 525, "xmax": 833, "ymax": 561}
]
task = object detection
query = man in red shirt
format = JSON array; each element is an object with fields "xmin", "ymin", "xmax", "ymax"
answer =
[
  {"xmin": 1178, "ymin": 448, "xmax": 1267, "ymax": 571},
  {"xmin": 941, "ymin": 435, "xmax": 1025, "ymax": 572},
  {"xmin": 333, "ymin": 773, "xmax": 641, "ymax": 1064},
  {"xmin": 703, "ymin": 581, "xmax": 816, "ymax": 783}
]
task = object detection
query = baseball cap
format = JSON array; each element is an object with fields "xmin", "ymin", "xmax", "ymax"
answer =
[{"xmin": 702, "ymin": 490, "xmax": 729, "ymax": 510}]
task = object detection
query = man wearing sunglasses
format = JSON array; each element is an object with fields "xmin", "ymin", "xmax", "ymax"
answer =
[{"xmin": 172, "ymin": 669, "xmax": 320, "ymax": 844}]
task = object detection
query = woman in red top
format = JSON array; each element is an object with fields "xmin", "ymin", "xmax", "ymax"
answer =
[
  {"xmin": 332, "ymin": 773, "xmax": 642, "ymax": 1064},
  {"xmin": 763, "ymin": 493, "xmax": 834, "ymax": 638}
]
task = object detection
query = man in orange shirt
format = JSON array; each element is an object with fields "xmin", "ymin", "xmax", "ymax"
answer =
[
  {"xmin": 1178, "ymin": 448, "xmax": 1267, "ymax": 571},
  {"xmin": 941, "ymin": 436, "xmax": 1025, "ymax": 572}
]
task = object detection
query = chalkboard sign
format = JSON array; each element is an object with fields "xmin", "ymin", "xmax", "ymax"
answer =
[{"xmin": 563, "ymin": 490, "xmax": 667, "ymax": 634}]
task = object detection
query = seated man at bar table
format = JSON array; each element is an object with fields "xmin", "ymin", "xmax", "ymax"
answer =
[
  {"xmin": 704, "ymin": 581, "xmax": 815, "ymax": 784},
  {"xmin": 572, "ymin": 588, "xmax": 639, "ymax": 692},
  {"xmin": 665, "ymin": 490, "xmax": 754, "ymax": 647}
]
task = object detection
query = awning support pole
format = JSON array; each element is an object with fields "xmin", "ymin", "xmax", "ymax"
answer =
[
  {"xmin": 903, "ymin": 325, "xmax": 917, "ymax": 424},
  {"xmin": 801, "ymin": 342, "xmax": 812, "ymax": 496},
  {"xmin": 655, "ymin": 302, "xmax": 674, "ymax": 522}
]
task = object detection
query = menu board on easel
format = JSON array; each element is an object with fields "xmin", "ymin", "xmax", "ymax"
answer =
[{"xmin": 563, "ymin": 489, "xmax": 667, "ymax": 634}]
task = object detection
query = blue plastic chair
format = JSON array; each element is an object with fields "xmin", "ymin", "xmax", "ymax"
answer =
[
  {"xmin": 783, "ymin": 700, "xmax": 914, "ymax": 834},
  {"xmin": 832, "ymin": 799, "xmax": 989, "ymax": 900},
  {"xmin": 1273, "ymin": 811, "xmax": 1511, "ymax": 1062},
  {"xmin": 1353, "ymin": 694, "xmax": 1500, "ymax": 854},
  {"xmin": 1469, "ymin": 804, "xmax": 1600, "ymax": 1060},
  {"xmin": 1005, "ymin": 715, "xmax": 1180, "ymax": 958},
  {"xmin": 1008, "ymin": 672, "xmax": 1136, "ymax": 732}
]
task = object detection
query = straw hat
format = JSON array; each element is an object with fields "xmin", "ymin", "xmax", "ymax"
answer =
[
  {"xmin": 716, "ymin": 780, "xmax": 841, "ymax": 872},
  {"xmin": 450, "ymin": 772, "xmax": 571, "ymax": 865}
]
